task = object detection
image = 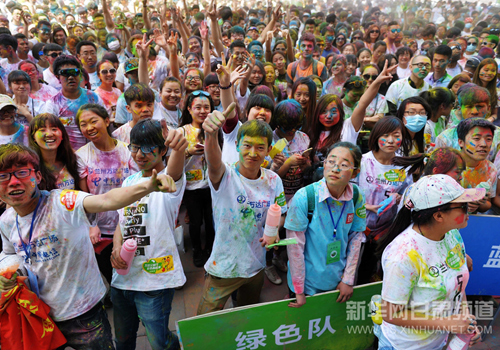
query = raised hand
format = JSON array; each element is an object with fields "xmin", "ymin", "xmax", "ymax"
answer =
[
  {"xmin": 149, "ymin": 169, "xmax": 177, "ymax": 192},
  {"xmin": 166, "ymin": 31, "xmax": 179, "ymax": 53},
  {"xmin": 230, "ymin": 64, "xmax": 249, "ymax": 85},
  {"xmin": 200, "ymin": 20, "xmax": 209, "ymax": 40},
  {"xmin": 215, "ymin": 51, "xmax": 231, "ymax": 86},
  {"xmin": 203, "ymin": 102, "xmax": 236, "ymax": 135},
  {"xmin": 272, "ymin": 4, "xmax": 282, "ymax": 22},
  {"xmin": 152, "ymin": 28, "xmax": 167, "ymax": 48},
  {"xmin": 136, "ymin": 33, "xmax": 154, "ymax": 58},
  {"xmin": 374, "ymin": 59, "xmax": 398, "ymax": 85},
  {"xmin": 160, "ymin": 119, "xmax": 188, "ymax": 152}
]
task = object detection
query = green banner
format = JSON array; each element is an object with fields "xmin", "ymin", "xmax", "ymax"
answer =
[{"xmin": 176, "ymin": 282, "xmax": 382, "ymax": 350}]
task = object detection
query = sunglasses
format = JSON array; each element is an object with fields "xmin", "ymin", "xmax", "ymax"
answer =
[
  {"xmin": 100, "ymin": 68, "xmax": 117, "ymax": 75},
  {"xmin": 362, "ymin": 74, "xmax": 378, "ymax": 81},
  {"xmin": 370, "ymin": 30, "xmax": 380, "ymax": 34},
  {"xmin": 58, "ymin": 68, "xmax": 80, "ymax": 77},
  {"xmin": 441, "ymin": 203, "xmax": 468, "ymax": 213},
  {"xmin": 450, "ymin": 45, "xmax": 462, "ymax": 50},
  {"xmin": 127, "ymin": 144, "xmax": 158, "ymax": 154},
  {"xmin": 391, "ymin": 28, "xmax": 401, "ymax": 33},
  {"xmin": 48, "ymin": 52, "xmax": 62, "ymax": 58},
  {"xmin": 481, "ymin": 42, "xmax": 490, "ymax": 46},
  {"xmin": 467, "ymin": 42, "xmax": 477, "ymax": 46},
  {"xmin": 352, "ymin": 36, "xmax": 361, "ymax": 41},
  {"xmin": 191, "ymin": 90, "xmax": 210, "ymax": 97}
]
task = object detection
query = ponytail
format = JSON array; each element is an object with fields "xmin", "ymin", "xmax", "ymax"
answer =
[
  {"xmin": 392, "ymin": 153, "xmax": 429, "ymax": 176},
  {"xmin": 375, "ymin": 206, "xmax": 413, "ymax": 258}
]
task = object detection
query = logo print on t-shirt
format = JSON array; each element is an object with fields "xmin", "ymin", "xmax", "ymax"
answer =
[
  {"xmin": 60, "ymin": 190, "xmax": 77, "ymax": 211},
  {"xmin": 346, "ymin": 213, "xmax": 354, "ymax": 224}
]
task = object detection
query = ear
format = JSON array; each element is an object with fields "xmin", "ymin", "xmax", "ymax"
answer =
[
  {"xmin": 35, "ymin": 169, "xmax": 42, "ymax": 185},
  {"xmin": 458, "ymin": 138, "xmax": 465, "ymax": 149},
  {"xmin": 266, "ymin": 144, "xmax": 272, "ymax": 155},
  {"xmin": 125, "ymin": 104, "xmax": 132, "ymax": 114},
  {"xmin": 351, "ymin": 168, "xmax": 360, "ymax": 179},
  {"xmin": 433, "ymin": 210, "xmax": 445, "ymax": 223}
]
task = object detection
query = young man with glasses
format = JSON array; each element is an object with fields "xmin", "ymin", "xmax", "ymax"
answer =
[
  {"xmin": 42, "ymin": 43, "xmax": 64, "ymax": 90},
  {"xmin": 384, "ymin": 21, "xmax": 402, "ymax": 54},
  {"xmin": 447, "ymin": 41, "xmax": 464, "ymax": 77},
  {"xmin": 43, "ymin": 55, "xmax": 103, "ymax": 150},
  {"xmin": 0, "ymin": 142, "xmax": 177, "ymax": 349},
  {"xmin": 425, "ymin": 45, "xmax": 453, "ymax": 88},
  {"xmin": 76, "ymin": 41, "xmax": 100, "ymax": 91},
  {"xmin": 386, "ymin": 55, "xmax": 431, "ymax": 115},
  {"xmin": 0, "ymin": 34, "xmax": 21, "ymax": 92}
]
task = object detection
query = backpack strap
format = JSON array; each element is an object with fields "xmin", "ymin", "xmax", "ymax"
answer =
[
  {"xmin": 291, "ymin": 61, "xmax": 298, "ymax": 81},
  {"xmin": 352, "ymin": 183, "xmax": 359, "ymax": 206},
  {"xmin": 306, "ymin": 184, "xmax": 316, "ymax": 223},
  {"xmin": 312, "ymin": 59, "xmax": 318, "ymax": 76}
]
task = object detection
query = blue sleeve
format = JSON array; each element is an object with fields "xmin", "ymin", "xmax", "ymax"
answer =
[{"xmin": 284, "ymin": 187, "xmax": 309, "ymax": 232}]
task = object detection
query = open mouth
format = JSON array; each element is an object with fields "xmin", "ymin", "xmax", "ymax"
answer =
[
  {"xmin": 9, "ymin": 190, "xmax": 25, "ymax": 196},
  {"xmin": 87, "ymin": 131, "xmax": 98, "ymax": 137},
  {"xmin": 45, "ymin": 138, "xmax": 57, "ymax": 144}
]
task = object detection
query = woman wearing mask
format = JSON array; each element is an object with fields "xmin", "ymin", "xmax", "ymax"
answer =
[
  {"xmin": 396, "ymin": 96, "xmax": 432, "ymax": 155},
  {"xmin": 105, "ymin": 33, "xmax": 127, "ymax": 63},
  {"xmin": 464, "ymin": 36, "xmax": 479, "ymax": 59}
]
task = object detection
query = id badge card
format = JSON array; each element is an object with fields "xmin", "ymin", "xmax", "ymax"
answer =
[
  {"xmin": 326, "ymin": 240, "xmax": 341, "ymax": 265},
  {"xmin": 25, "ymin": 265, "xmax": 40, "ymax": 297}
]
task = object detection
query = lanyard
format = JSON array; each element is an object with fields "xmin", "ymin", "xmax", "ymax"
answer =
[
  {"xmin": 16, "ymin": 196, "xmax": 42, "ymax": 265},
  {"xmin": 326, "ymin": 199, "xmax": 346, "ymax": 239}
]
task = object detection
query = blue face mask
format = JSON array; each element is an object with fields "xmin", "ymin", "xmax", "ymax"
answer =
[
  {"xmin": 467, "ymin": 43, "xmax": 477, "ymax": 51},
  {"xmin": 405, "ymin": 115, "xmax": 427, "ymax": 133},
  {"xmin": 465, "ymin": 23, "xmax": 473, "ymax": 29},
  {"xmin": 420, "ymin": 49, "xmax": 427, "ymax": 56}
]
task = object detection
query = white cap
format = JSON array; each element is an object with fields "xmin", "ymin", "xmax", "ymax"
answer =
[
  {"xmin": 0, "ymin": 94, "xmax": 17, "ymax": 111},
  {"xmin": 407, "ymin": 174, "xmax": 485, "ymax": 211}
]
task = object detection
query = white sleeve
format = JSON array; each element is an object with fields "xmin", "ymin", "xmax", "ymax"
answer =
[{"xmin": 340, "ymin": 118, "xmax": 359, "ymax": 145}]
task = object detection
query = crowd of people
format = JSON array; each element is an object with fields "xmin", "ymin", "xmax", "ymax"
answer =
[{"xmin": 0, "ymin": 0, "xmax": 498, "ymax": 349}]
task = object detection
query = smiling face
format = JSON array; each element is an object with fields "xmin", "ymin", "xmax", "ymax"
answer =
[
  {"xmin": 293, "ymin": 84, "xmax": 310, "ymax": 110},
  {"xmin": 0, "ymin": 164, "xmax": 42, "ymax": 210},
  {"xmin": 459, "ymin": 126, "xmax": 493, "ymax": 162},
  {"xmin": 188, "ymin": 38, "xmax": 201, "ymax": 53},
  {"xmin": 363, "ymin": 66, "xmax": 378, "ymax": 87},
  {"xmin": 54, "ymin": 31, "xmax": 66, "ymax": 46},
  {"xmin": 358, "ymin": 51, "xmax": 372, "ymax": 68},
  {"xmin": 98, "ymin": 61, "xmax": 116, "ymax": 85},
  {"xmin": 9, "ymin": 79, "xmax": 30, "ymax": 97},
  {"xmin": 131, "ymin": 144, "xmax": 164, "ymax": 171},
  {"xmin": 247, "ymin": 106, "xmax": 272, "ymax": 123},
  {"xmin": 74, "ymin": 26, "xmax": 84, "ymax": 37},
  {"xmin": 319, "ymin": 101, "xmax": 340, "ymax": 130},
  {"xmin": 185, "ymin": 70, "xmax": 202, "ymax": 91},
  {"xmin": 161, "ymin": 81, "xmax": 182, "ymax": 109},
  {"xmin": 78, "ymin": 110, "xmax": 110, "ymax": 143},
  {"xmin": 479, "ymin": 63, "xmax": 496, "ymax": 84},
  {"xmin": 237, "ymin": 135, "xmax": 271, "ymax": 171},
  {"xmin": 34, "ymin": 121, "xmax": 63, "ymax": 151},
  {"xmin": 249, "ymin": 65, "xmax": 264, "ymax": 85},
  {"xmin": 378, "ymin": 128, "xmax": 402, "ymax": 154},
  {"xmin": 188, "ymin": 97, "xmax": 211, "ymax": 127},
  {"xmin": 186, "ymin": 55, "xmax": 200, "ymax": 68}
]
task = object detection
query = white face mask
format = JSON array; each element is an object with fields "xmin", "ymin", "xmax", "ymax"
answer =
[{"xmin": 108, "ymin": 40, "xmax": 121, "ymax": 51}]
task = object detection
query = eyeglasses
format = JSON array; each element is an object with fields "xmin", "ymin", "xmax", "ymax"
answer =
[
  {"xmin": 317, "ymin": 43, "xmax": 325, "ymax": 47},
  {"xmin": 191, "ymin": 90, "xmax": 210, "ymax": 97},
  {"xmin": 48, "ymin": 52, "xmax": 62, "ymax": 58},
  {"xmin": 324, "ymin": 159, "xmax": 357, "ymax": 171},
  {"xmin": 370, "ymin": 30, "xmax": 380, "ymax": 34},
  {"xmin": 58, "ymin": 68, "xmax": 80, "ymax": 77},
  {"xmin": 100, "ymin": 68, "xmax": 117, "ymax": 75},
  {"xmin": 391, "ymin": 28, "xmax": 401, "ymax": 33},
  {"xmin": 362, "ymin": 74, "xmax": 378, "ymax": 81},
  {"xmin": 414, "ymin": 63, "xmax": 431, "ymax": 70},
  {"xmin": 347, "ymin": 79, "xmax": 367, "ymax": 89},
  {"xmin": 0, "ymin": 169, "xmax": 34, "ymax": 183},
  {"xmin": 404, "ymin": 110, "xmax": 427, "ymax": 116},
  {"xmin": 442, "ymin": 203, "xmax": 468, "ymax": 213},
  {"xmin": 352, "ymin": 36, "xmax": 361, "ymax": 41},
  {"xmin": 127, "ymin": 144, "xmax": 158, "ymax": 154},
  {"xmin": 0, "ymin": 106, "xmax": 17, "ymax": 119},
  {"xmin": 467, "ymin": 42, "xmax": 477, "ymax": 46},
  {"xmin": 481, "ymin": 41, "xmax": 490, "ymax": 46},
  {"xmin": 186, "ymin": 75, "xmax": 201, "ymax": 82},
  {"xmin": 449, "ymin": 45, "xmax": 462, "ymax": 50},
  {"xmin": 207, "ymin": 85, "xmax": 220, "ymax": 91}
]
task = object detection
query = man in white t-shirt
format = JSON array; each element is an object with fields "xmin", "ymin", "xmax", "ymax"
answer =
[
  {"xmin": 386, "ymin": 55, "xmax": 431, "ymax": 115},
  {"xmin": 197, "ymin": 110, "xmax": 287, "ymax": 315},
  {"xmin": 0, "ymin": 143, "xmax": 177, "ymax": 348}
]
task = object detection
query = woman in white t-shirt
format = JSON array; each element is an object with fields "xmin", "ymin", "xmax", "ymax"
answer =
[
  {"xmin": 395, "ymin": 96, "xmax": 432, "ymax": 156},
  {"xmin": 75, "ymin": 103, "xmax": 138, "ymax": 288},
  {"xmin": 375, "ymin": 175, "xmax": 483, "ymax": 350},
  {"xmin": 179, "ymin": 91, "xmax": 217, "ymax": 267},
  {"xmin": 355, "ymin": 116, "xmax": 413, "ymax": 284},
  {"xmin": 94, "ymin": 60, "xmax": 121, "ymax": 123},
  {"xmin": 28, "ymin": 113, "xmax": 81, "ymax": 191},
  {"xmin": 420, "ymin": 87, "xmax": 455, "ymax": 149}
]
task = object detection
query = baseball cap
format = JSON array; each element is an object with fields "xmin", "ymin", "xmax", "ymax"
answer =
[
  {"xmin": 465, "ymin": 56, "xmax": 482, "ymax": 68},
  {"xmin": 0, "ymin": 95, "xmax": 17, "ymax": 111},
  {"xmin": 124, "ymin": 58, "xmax": 139, "ymax": 73},
  {"xmin": 478, "ymin": 47, "xmax": 495, "ymax": 59},
  {"xmin": 407, "ymin": 175, "xmax": 485, "ymax": 211}
]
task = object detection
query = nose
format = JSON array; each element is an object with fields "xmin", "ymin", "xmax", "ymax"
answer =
[{"xmin": 7, "ymin": 174, "xmax": 22, "ymax": 187}]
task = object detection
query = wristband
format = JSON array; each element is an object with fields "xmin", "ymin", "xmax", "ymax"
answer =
[{"xmin": 219, "ymin": 82, "xmax": 232, "ymax": 90}]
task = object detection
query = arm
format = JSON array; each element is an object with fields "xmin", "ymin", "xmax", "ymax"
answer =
[
  {"xmin": 83, "ymin": 169, "xmax": 176, "ymax": 213},
  {"xmin": 351, "ymin": 60, "xmax": 397, "ymax": 131},
  {"xmin": 265, "ymin": 31, "xmax": 273, "ymax": 62},
  {"xmin": 285, "ymin": 30, "xmax": 295, "ymax": 63},
  {"xmin": 256, "ymin": 5, "xmax": 281, "ymax": 44},
  {"xmin": 161, "ymin": 120, "xmax": 188, "ymax": 181},
  {"xmin": 136, "ymin": 34, "xmax": 153, "ymax": 84},
  {"xmin": 207, "ymin": 0, "xmax": 225, "ymax": 58},
  {"xmin": 142, "ymin": 0, "xmax": 152, "ymax": 31},
  {"xmin": 202, "ymin": 103, "xmax": 236, "ymax": 190},
  {"xmin": 102, "ymin": 0, "xmax": 115, "ymax": 32},
  {"xmin": 200, "ymin": 21, "xmax": 211, "ymax": 77},
  {"xmin": 287, "ymin": 229, "xmax": 307, "ymax": 307},
  {"xmin": 239, "ymin": 52, "xmax": 254, "ymax": 97},
  {"xmin": 217, "ymin": 52, "xmax": 247, "ymax": 120}
]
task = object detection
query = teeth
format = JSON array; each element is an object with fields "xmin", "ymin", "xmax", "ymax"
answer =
[{"xmin": 10, "ymin": 190, "xmax": 24, "ymax": 195}]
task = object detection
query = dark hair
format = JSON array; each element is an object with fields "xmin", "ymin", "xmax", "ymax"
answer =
[
  {"xmin": 396, "ymin": 96, "xmax": 432, "ymax": 155},
  {"xmin": 75, "ymin": 103, "xmax": 112, "ymax": 137},
  {"xmin": 229, "ymin": 40, "xmax": 246, "ymax": 53},
  {"xmin": 75, "ymin": 40, "xmax": 96, "ymax": 55},
  {"xmin": 309, "ymin": 94, "xmax": 345, "ymax": 159},
  {"xmin": 299, "ymin": 32, "xmax": 316, "ymax": 46},
  {"xmin": 0, "ymin": 34, "xmax": 18, "ymax": 51},
  {"xmin": 237, "ymin": 119, "xmax": 273, "ymax": 147},
  {"xmin": 51, "ymin": 27, "xmax": 67, "ymax": 45},
  {"xmin": 291, "ymin": 77, "xmax": 317, "ymax": 128},
  {"xmin": 325, "ymin": 141, "xmax": 362, "ymax": 169},
  {"xmin": 270, "ymin": 99, "xmax": 304, "ymax": 131},
  {"xmin": 8, "ymin": 70, "xmax": 31, "ymax": 89},
  {"xmin": 373, "ymin": 40, "xmax": 387, "ymax": 52},
  {"xmin": 43, "ymin": 43, "xmax": 63, "ymax": 55},
  {"xmin": 180, "ymin": 91, "xmax": 215, "ymax": 144},
  {"xmin": 203, "ymin": 73, "xmax": 219, "ymax": 88},
  {"xmin": 392, "ymin": 147, "xmax": 465, "ymax": 177},
  {"xmin": 387, "ymin": 21, "xmax": 399, "ymax": 28},
  {"xmin": 447, "ymin": 73, "xmax": 471, "ymax": 92},
  {"xmin": 124, "ymin": 83, "xmax": 155, "ymax": 105},
  {"xmin": 101, "ymin": 52, "xmax": 119, "ymax": 65},
  {"xmin": 249, "ymin": 60, "xmax": 265, "ymax": 90},
  {"xmin": 130, "ymin": 119, "xmax": 167, "ymax": 156},
  {"xmin": 160, "ymin": 76, "xmax": 182, "ymax": 92},
  {"xmin": 37, "ymin": 20, "xmax": 51, "ymax": 30},
  {"xmin": 395, "ymin": 46, "xmax": 413, "ymax": 60},
  {"xmin": 457, "ymin": 117, "xmax": 496, "ymax": 143},
  {"xmin": 229, "ymin": 26, "xmax": 245, "ymax": 36},
  {"xmin": 32, "ymin": 43, "xmax": 45, "ymax": 60},
  {"xmin": 28, "ymin": 114, "xmax": 81, "ymax": 190},
  {"xmin": 0, "ymin": 143, "xmax": 40, "ymax": 174},
  {"xmin": 419, "ymin": 88, "xmax": 455, "ymax": 119},
  {"xmin": 433, "ymin": 44, "xmax": 452, "ymax": 59},
  {"xmin": 473, "ymin": 58, "xmax": 498, "ymax": 111},
  {"xmin": 53, "ymin": 54, "xmax": 81, "ymax": 75},
  {"xmin": 369, "ymin": 116, "xmax": 411, "ymax": 154},
  {"xmin": 244, "ymin": 93, "xmax": 275, "ymax": 121}
]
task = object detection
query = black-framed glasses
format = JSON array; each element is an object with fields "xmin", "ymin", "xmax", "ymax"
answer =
[
  {"xmin": 414, "ymin": 63, "xmax": 431, "ymax": 70},
  {"xmin": 191, "ymin": 90, "xmax": 210, "ymax": 97},
  {"xmin": 442, "ymin": 203, "xmax": 468, "ymax": 212},
  {"xmin": 100, "ymin": 68, "xmax": 117, "ymax": 75},
  {"xmin": 363, "ymin": 74, "xmax": 378, "ymax": 81},
  {"xmin": 58, "ymin": 68, "xmax": 80, "ymax": 77},
  {"xmin": 127, "ymin": 144, "xmax": 158, "ymax": 154},
  {"xmin": 186, "ymin": 75, "xmax": 201, "ymax": 82},
  {"xmin": 0, "ymin": 169, "xmax": 34, "ymax": 182},
  {"xmin": 48, "ymin": 52, "xmax": 62, "ymax": 58}
]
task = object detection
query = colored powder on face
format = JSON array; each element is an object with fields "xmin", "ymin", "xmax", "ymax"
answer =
[
  {"xmin": 454, "ymin": 212, "xmax": 466, "ymax": 224},
  {"xmin": 379, "ymin": 138, "xmax": 387, "ymax": 147},
  {"xmin": 466, "ymin": 141, "xmax": 476, "ymax": 155}
]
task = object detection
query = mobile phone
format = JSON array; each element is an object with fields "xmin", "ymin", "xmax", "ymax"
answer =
[
  {"xmin": 301, "ymin": 148, "xmax": 313, "ymax": 158},
  {"xmin": 195, "ymin": 143, "xmax": 205, "ymax": 148}
]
